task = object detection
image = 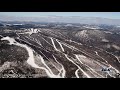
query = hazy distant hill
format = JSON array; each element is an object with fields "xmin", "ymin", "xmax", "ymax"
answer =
[{"xmin": 0, "ymin": 15, "xmax": 120, "ymax": 25}]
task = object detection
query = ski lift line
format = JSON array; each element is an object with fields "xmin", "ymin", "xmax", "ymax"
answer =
[
  {"xmin": 52, "ymin": 55, "xmax": 66, "ymax": 78},
  {"xmin": 65, "ymin": 54, "xmax": 91, "ymax": 78},
  {"xmin": 56, "ymin": 39, "xmax": 65, "ymax": 52},
  {"xmin": 50, "ymin": 37, "xmax": 59, "ymax": 51},
  {"xmin": 24, "ymin": 36, "xmax": 43, "ymax": 46},
  {"xmin": 75, "ymin": 54, "xmax": 104, "ymax": 78},
  {"xmin": 95, "ymin": 51, "xmax": 109, "ymax": 65}
]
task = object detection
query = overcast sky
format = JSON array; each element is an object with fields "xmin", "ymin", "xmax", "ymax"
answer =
[{"xmin": 0, "ymin": 12, "xmax": 120, "ymax": 19}]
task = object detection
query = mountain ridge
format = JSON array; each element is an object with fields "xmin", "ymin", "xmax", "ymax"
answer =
[{"xmin": 0, "ymin": 15, "xmax": 120, "ymax": 25}]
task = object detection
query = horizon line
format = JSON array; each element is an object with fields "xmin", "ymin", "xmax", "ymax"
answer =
[{"xmin": 0, "ymin": 14, "xmax": 119, "ymax": 20}]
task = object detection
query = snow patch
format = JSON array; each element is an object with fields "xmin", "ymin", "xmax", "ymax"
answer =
[{"xmin": 102, "ymin": 39, "xmax": 109, "ymax": 42}]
